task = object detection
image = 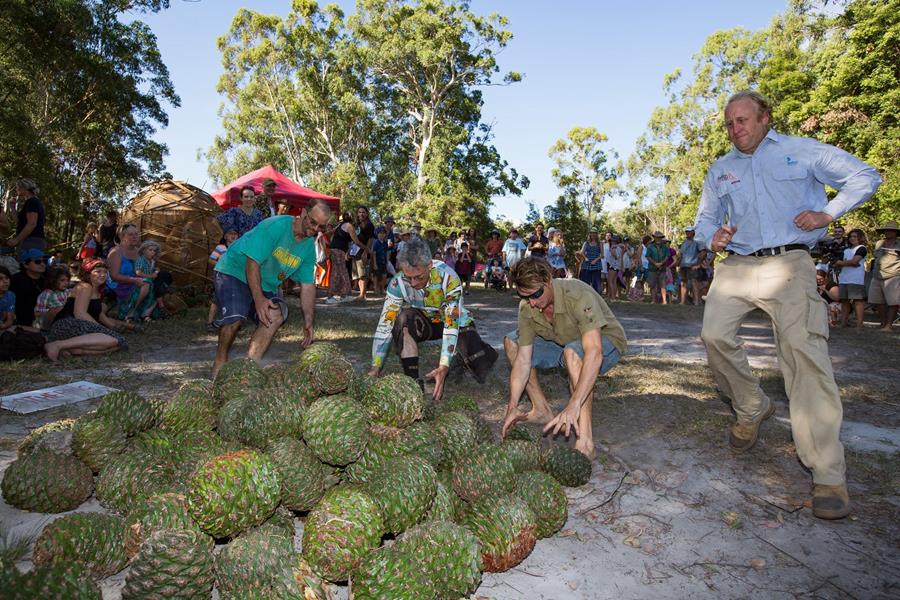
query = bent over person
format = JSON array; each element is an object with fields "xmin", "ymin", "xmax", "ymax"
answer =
[
  {"xmin": 211, "ymin": 200, "xmax": 332, "ymax": 378},
  {"xmin": 369, "ymin": 235, "xmax": 497, "ymax": 400},
  {"xmin": 501, "ymin": 257, "xmax": 627, "ymax": 459},
  {"xmin": 694, "ymin": 90, "xmax": 881, "ymax": 520}
]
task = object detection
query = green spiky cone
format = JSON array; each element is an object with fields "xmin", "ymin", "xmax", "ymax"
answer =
[
  {"xmin": 159, "ymin": 379, "xmax": 217, "ymax": 432},
  {"xmin": 343, "ymin": 425, "xmax": 410, "ymax": 484},
  {"xmin": 346, "ymin": 370, "xmax": 376, "ymax": 402},
  {"xmin": 501, "ymin": 439, "xmax": 543, "ymax": 473},
  {"xmin": 366, "ymin": 454, "xmax": 438, "ymax": 535},
  {"xmin": 542, "ymin": 446, "xmax": 592, "ymax": 487},
  {"xmin": 1, "ymin": 450, "xmax": 93, "ymax": 513},
  {"xmin": 302, "ymin": 395, "xmax": 370, "ymax": 466},
  {"xmin": 436, "ymin": 469, "xmax": 466, "ymax": 524},
  {"xmin": 403, "ymin": 421, "xmax": 442, "ymax": 467},
  {"xmin": 401, "ymin": 521, "xmax": 482, "ymax": 599},
  {"xmin": 0, "ymin": 561, "xmax": 101, "ymax": 600},
  {"xmin": 124, "ymin": 493, "xmax": 204, "ymax": 558},
  {"xmin": 33, "ymin": 513, "xmax": 128, "ymax": 578},
  {"xmin": 95, "ymin": 448, "xmax": 178, "ymax": 513},
  {"xmin": 443, "ymin": 393, "xmax": 479, "ymax": 414},
  {"xmin": 362, "ymin": 373, "xmax": 423, "ymax": 427},
  {"xmin": 263, "ymin": 365, "xmax": 319, "ymax": 408},
  {"xmin": 460, "ymin": 495, "xmax": 537, "ymax": 573},
  {"xmin": 214, "ymin": 358, "xmax": 266, "ymax": 406},
  {"xmin": 307, "ymin": 353, "xmax": 354, "ymax": 395},
  {"xmin": 17, "ymin": 418, "xmax": 75, "ymax": 458},
  {"xmin": 217, "ymin": 526, "xmax": 329, "ymax": 600},
  {"xmin": 513, "ymin": 470, "xmax": 568, "ymax": 538},
  {"xmin": 254, "ymin": 505, "xmax": 295, "ymax": 541},
  {"xmin": 296, "ymin": 341, "xmax": 341, "ymax": 372},
  {"xmin": 504, "ymin": 424, "xmax": 535, "ymax": 442},
  {"xmin": 216, "ymin": 394, "xmax": 248, "ymax": 443},
  {"xmin": 122, "ymin": 528, "xmax": 215, "ymax": 599},
  {"xmin": 188, "ymin": 449, "xmax": 280, "ymax": 538},
  {"xmin": 266, "ymin": 437, "xmax": 332, "ymax": 511},
  {"xmin": 169, "ymin": 430, "xmax": 231, "ymax": 481},
  {"xmin": 239, "ymin": 386, "xmax": 306, "ymax": 448},
  {"xmin": 472, "ymin": 414, "xmax": 495, "ymax": 444},
  {"xmin": 302, "ymin": 487, "xmax": 384, "ymax": 582},
  {"xmin": 96, "ymin": 391, "xmax": 160, "ymax": 435},
  {"xmin": 451, "ymin": 443, "xmax": 516, "ymax": 503},
  {"xmin": 424, "ymin": 477, "xmax": 456, "ymax": 523},
  {"xmin": 350, "ymin": 543, "xmax": 430, "ymax": 600},
  {"xmin": 71, "ymin": 412, "xmax": 128, "ymax": 473},
  {"xmin": 431, "ymin": 411, "xmax": 476, "ymax": 469}
]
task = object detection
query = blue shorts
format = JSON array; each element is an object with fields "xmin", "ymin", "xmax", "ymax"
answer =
[
  {"xmin": 213, "ymin": 271, "xmax": 288, "ymax": 327},
  {"xmin": 505, "ymin": 329, "xmax": 621, "ymax": 374}
]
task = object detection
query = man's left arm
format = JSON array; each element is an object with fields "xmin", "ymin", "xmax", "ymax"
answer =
[
  {"xmin": 795, "ymin": 141, "xmax": 882, "ymax": 230},
  {"xmin": 544, "ymin": 328, "xmax": 603, "ymax": 438},
  {"xmin": 291, "ymin": 238, "xmax": 319, "ymax": 348},
  {"xmin": 426, "ymin": 272, "xmax": 464, "ymax": 400}
]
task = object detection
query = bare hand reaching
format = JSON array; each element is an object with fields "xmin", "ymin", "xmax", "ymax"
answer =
[{"xmin": 710, "ymin": 225, "xmax": 737, "ymax": 252}]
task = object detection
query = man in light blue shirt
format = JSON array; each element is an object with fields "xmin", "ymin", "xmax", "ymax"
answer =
[
  {"xmin": 502, "ymin": 229, "xmax": 527, "ymax": 283},
  {"xmin": 694, "ymin": 90, "xmax": 880, "ymax": 521}
]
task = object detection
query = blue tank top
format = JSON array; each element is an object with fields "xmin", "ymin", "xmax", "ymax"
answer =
[{"xmin": 115, "ymin": 256, "xmax": 136, "ymax": 299}]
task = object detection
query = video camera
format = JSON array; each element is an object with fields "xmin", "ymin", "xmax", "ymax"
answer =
[{"xmin": 811, "ymin": 238, "xmax": 845, "ymax": 264}]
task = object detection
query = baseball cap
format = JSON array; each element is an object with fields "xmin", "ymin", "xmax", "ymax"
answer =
[
  {"xmin": 19, "ymin": 248, "xmax": 48, "ymax": 263},
  {"xmin": 384, "ymin": 216, "xmax": 395, "ymax": 224},
  {"xmin": 684, "ymin": 226, "xmax": 695, "ymax": 232}
]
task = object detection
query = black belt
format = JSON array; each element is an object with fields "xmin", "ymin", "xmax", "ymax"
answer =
[{"xmin": 728, "ymin": 244, "xmax": 809, "ymax": 257}]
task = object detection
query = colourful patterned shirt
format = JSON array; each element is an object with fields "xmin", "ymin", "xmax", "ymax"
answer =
[{"xmin": 371, "ymin": 260, "xmax": 474, "ymax": 369}]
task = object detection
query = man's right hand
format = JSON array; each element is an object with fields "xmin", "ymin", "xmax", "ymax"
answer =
[
  {"xmin": 500, "ymin": 407, "xmax": 529, "ymax": 440},
  {"xmin": 710, "ymin": 225, "xmax": 737, "ymax": 252},
  {"xmin": 367, "ymin": 366, "xmax": 381, "ymax": 378},
  {"xmin": 254, "ymin": 297, "xmax": 278, "ymax": 327}
]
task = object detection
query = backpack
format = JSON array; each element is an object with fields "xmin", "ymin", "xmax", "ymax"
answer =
[{"xmin": 0, "ymin": 328, "xmax": 46, "ymax": 361}]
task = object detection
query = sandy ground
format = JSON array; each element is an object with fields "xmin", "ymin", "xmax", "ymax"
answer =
[{"xmin": 1, "ymin": 289, "xmax": 898, "ymax": 599}]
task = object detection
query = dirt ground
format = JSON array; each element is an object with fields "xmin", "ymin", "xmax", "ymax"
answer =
[{"xmin": 1, "ymin": 288, "xmax": 898, "ymax": 599}]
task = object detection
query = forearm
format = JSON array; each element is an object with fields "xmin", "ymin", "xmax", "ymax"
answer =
[
  {"xmin": 507, "ymin": 357, "xmax": 531, "ymax": 409},
  {"xmin": 1, "ymin": 314, "xmax": 13, "ymax": 330},
  {"xmin": 300, "ymin": 284, "xmax": 315, "ymax": 328},
  {"xmin": 568, "ymin": 349, "xmax": 603, "ymax": 409},
  {"xmin": 244, "ymin": 260, "xmax": 265, "ymax": 303}
]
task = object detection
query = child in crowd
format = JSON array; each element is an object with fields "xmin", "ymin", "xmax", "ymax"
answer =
[
  {"xmin": 455, "ymin": 242, "xmax": 473, "ymax": 294},
  {"xmin": 444, "ymin": 246, "xmax": 457, "ymax": 271},
  {"xmin": 79, "ymin": 223, "xmax": 98, "ymax": 260},
  {"xmin": 487, "ymin": 255, "xmax": 506, "ymax": 290},
  {"xmin": 34, "ymin": 267, "xmax": 71, "ymax": 331},
  {"xmin": 48, "ymin": 251, "xmax": 65, "ymax": 268},
  {"xmin": 0, "ymin": 266, "xmax": 15, "ymax": 331},
  {"xmin": 206, "ymin": 229, "xmax": 239, "ymax": 329},
  {"xmin": 123, "ymin": 240, "xmax": 161, "ymax": 322},
  {"xmin": 372, "ymin": 227, "xmax": 389, "ymax": 295}
]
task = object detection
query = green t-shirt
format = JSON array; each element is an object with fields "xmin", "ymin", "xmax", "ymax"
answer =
[
  {"xmin": 517, "ymin": 279, "xmax": 628, "ymax": 355},
  {"xmin": 214, "ymin": 215, "xmax": 316, "ymax": 292}
]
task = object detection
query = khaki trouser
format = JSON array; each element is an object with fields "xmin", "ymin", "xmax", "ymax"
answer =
[{"xmin": 700, "ymin": 250, "xmax": 845, "ymax": 485}]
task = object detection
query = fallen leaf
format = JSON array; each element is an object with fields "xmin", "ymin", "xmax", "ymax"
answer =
[
  {"xmin": 721, "ymin": 511, "xmax": 743, "ymax": 529},
  {"xmin": 558, "ymin": 528, "xmax": 577, "ymax": 537},
  {"xmin": 762, "ymin": 520, "xmax": 782, "ymax": 529},
  {"xmin": 568, "ymin": 581, "xmax": 579, "ymax": 590},
  {"xmin": 641, "ymin": 542, "xmax": 657, "ymax": 554},
  {"xmin": 749, "ymin": 558, "xmax": 767, "ymax": 570},
  {"xmin": 624, "ymin": 535, "xmax": 642, "ymax": 547},
  {"xmin": 802, "ymin": 499, "xmax": 813, "ymax": 509},
  {"xmin": 776, "ymin": 512, "xmax": 785, "ymax": 524}
]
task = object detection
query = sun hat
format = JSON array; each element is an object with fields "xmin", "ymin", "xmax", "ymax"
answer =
[
  {"xmin": 876, "ymin": 220, "xmax": 899, "ymax": 233},
  {"xmin": 652, "ymin": 231, "xmax": 664, "ymax": 238},
  {"xmin": 384, "ymin": 216, "xmax": 395, "ymax": 224},
  {"xmin": 684, "ymin": 226, "xmax": 695, "ymax": 232}
]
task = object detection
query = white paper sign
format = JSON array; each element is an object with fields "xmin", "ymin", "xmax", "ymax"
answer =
[{"xmin": 0, "ymin": 381, "xmax": 118, "ymax": 414}]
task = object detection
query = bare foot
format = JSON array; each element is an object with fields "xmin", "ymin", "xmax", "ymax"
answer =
[
  {"xmin": 211, "ymin": 360, "xmax": 225, "ymax": 380},
  {"xmin": 45, "ymin": 342, "xmax": 60, "ymax": 362},
  {"xmin": 575, "ymin": 440, "xmax": 596, "ymax": 461},
  {"xmin": 524, "ymin": 406, "xmax": 554, "ymax": 425},
  {"xmin": 879, "ymin": 326, "xmax": 895, "ymax": 333}
]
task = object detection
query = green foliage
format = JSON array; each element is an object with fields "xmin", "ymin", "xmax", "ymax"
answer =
[
  {"xmin": 627, "ymin": 0, "xmax": 898, "ymax": 236},
  {"xmin": 0, "ymin": 0, "xmax": 178, "ymax": 243}
]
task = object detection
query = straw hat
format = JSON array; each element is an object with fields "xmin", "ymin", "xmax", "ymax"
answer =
[
  {"xmin": 652, "ymin": 231, "xmax": 664, "ymax": 238},
  {"xmin": 876, "ymin": 220, "xmax": 899, "ymax": 233}
]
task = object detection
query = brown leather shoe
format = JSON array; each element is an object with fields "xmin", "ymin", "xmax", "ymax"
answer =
[
  {"xmin": 728, "ymin": 400, "xmax": 776, "ymax": 451},
  {"xmin": 813, "ymin": 483, "xmax": 851, "ymax": 520}
]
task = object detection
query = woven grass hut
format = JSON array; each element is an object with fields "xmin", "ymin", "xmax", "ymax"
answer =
[{"xmin": 121, "ymin": 180, "xmax": 223, "ymax": 286}]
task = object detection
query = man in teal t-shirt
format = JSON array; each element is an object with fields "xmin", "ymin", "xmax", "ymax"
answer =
[{"xmin": 212, "ymin": 199, "xmax": 332, "ymax": 378}]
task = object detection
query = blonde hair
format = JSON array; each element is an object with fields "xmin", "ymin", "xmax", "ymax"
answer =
[
  {"xmin": 139, "ymin": 239, "xmax": 161, "ymax": 255},
  {"xmin": 512, "ymin": 257, "xmax": 553, "ymax": 290},
  {"xmin": 726, "ymin": 90, "xmax": 772, "ymax": 120}
]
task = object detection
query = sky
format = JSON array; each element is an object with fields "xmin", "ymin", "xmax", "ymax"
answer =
[{"xmin": 137, "ymin": 0, "xmax": 789, "ymax": 222}]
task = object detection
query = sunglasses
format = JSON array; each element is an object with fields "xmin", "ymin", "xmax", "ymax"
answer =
[
  {"xmin": 26, "ymin": 258, "xmax": 46, "ymax": 265},
  {"xmin": 401, "ymin": 271, "xmax": 430, "ymax": 284},
  {"xmin": 518, "ymin": 286, "xmax": 545, "ymax": 301}
]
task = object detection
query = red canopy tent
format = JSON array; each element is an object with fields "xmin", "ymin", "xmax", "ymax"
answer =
[{"xmin": 211, "ymin": 165, "xmax": 340, "ymax": 214}]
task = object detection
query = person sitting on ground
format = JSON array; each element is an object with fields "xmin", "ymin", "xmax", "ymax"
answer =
[
  {"xmin": 816, "ymin": 265, "xmax": 841, "ymax": 327},
  {"xmin": 107, "ymin": 224, "xmax": 150, "ymax": 318},
  {"xmin": 834, "ymin": 228, "xmax": 868, "ymax": 329},
  {"xmin": 44, "ymin": 259, "xmax": 130, "ymax": 361},
  {"xmin": 486, "ymin": 255, "xmax": 506, "ymax": 290},
  {"xmin": 206, "ymin": 229, "xmax": 239, "ymax": 330},
  {"xmin": 0, "ymin": 266, "xmax": 14, "ymax": 332},
  {"xmin": 455, "ymin": 242, "xmax": 473, "ymax": 294},
  {"xmin": 369, "ymin": 235, "xmax": 497, "ymax": 399},
  {"xmin": 501, "ymin": 257, "xmax": 628, "ymax": 459},
  {"xmin": 211, "ymin": 200, "xmax": 332, "ymax": 378},
  {"xmin": 326, "ymin": 211, "xmax": 373, "ymax": 304},
  {"xmin": 547, "ymin": 228, "xmax": 567, "ymax": 278},
  {"xmin": 34, "ymin": 267, "xmax": 70, "ymax": 331},
  {"xmin": 868, "ymin": 220, "xmax": 899, "ymax": 333},
  {"xmin": 121, "ymin": 239, "xmax": 161, "ymax": 322},
  {"xmin": 217, "ymin": 186, "xmax": 264, "ymax": 238},
  {"xmin": 10, "ymin": 248, "xmax": 47, "ymax": 328}
]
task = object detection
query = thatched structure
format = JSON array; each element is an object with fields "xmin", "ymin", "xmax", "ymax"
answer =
[{"xmin": 122, "ymin": 180, "xmax": 223, "ymax": 286}]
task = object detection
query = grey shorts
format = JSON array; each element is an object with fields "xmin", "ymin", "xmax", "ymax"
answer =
[
  {"xmin": 679, "ymin": 266, "xmax": 697, "ymax": 282},
  {"xmin": 646, "ymin": 269, "xmax": 666, "ymax": 288},
  {"xmin": 838, "ymin": 283, "xmax": 866, "ymax": 301},
  {"xmin": 505, "ymin": 330, "xmax": 621, "ymax": 374}
]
